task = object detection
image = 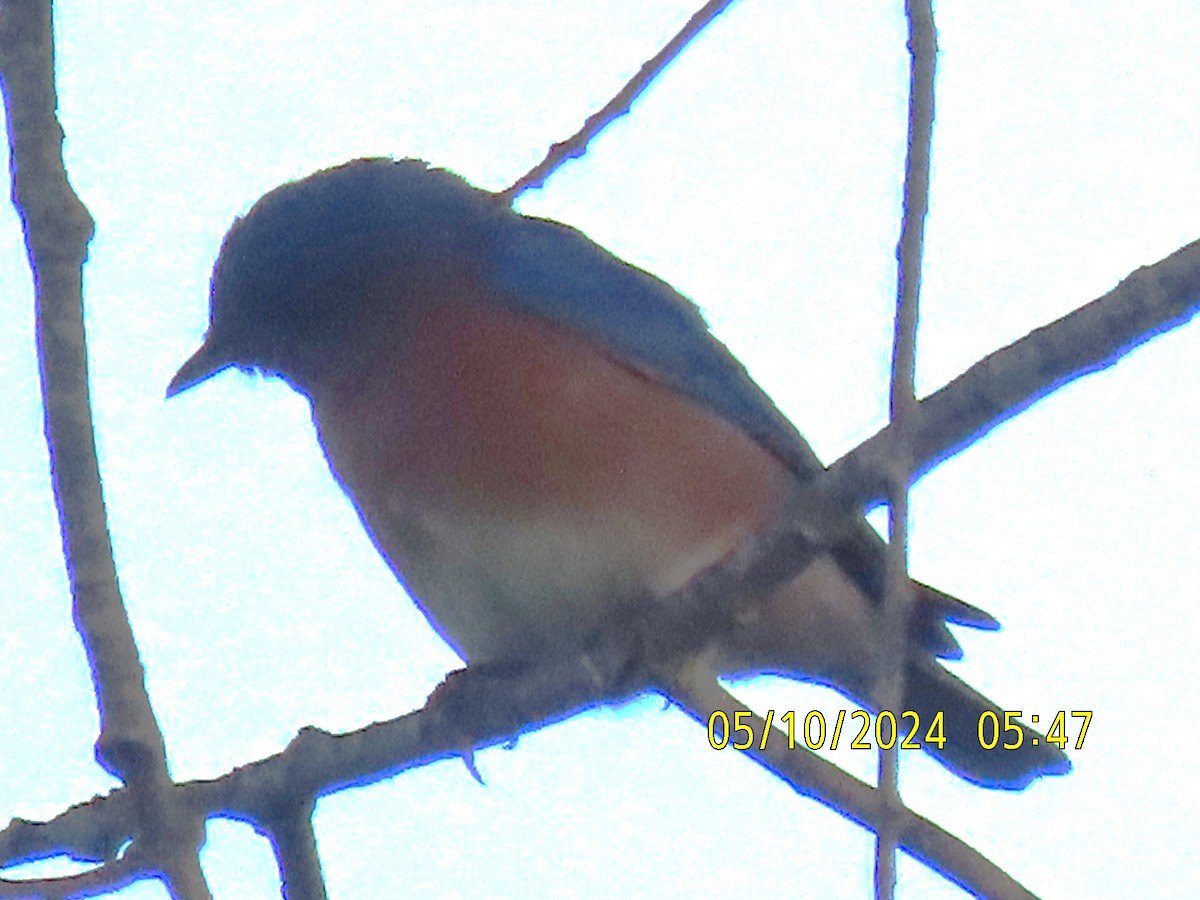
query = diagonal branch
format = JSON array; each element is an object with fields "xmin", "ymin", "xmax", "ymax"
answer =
[
  {"xmin": 667, "ymin": 668, "xmax": 1039, "ymax": 900},
  {"xmin": 499, "ymin": 0, "xmax": 737, "ymax": 200},
  {"xmin": 828, "ymin": 234, "xmax": 1200, "ymax": 510},
  {"xmin": 0, "ymin": 647, "xmax": 1038, "ymax": 900}
]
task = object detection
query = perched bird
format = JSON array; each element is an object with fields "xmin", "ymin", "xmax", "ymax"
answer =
[{"xmin": 168, "ymin": 157, "xmax": 1069, "ymax": 789}]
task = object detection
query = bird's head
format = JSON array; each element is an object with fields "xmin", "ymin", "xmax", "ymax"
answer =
[{"xmin": 167, "ymin": 157, "xmax": 505, "ymax": 398}]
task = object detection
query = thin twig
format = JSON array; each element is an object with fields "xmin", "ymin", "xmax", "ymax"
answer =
[
  {"xmin": 876, "ymin": 2, "xmax": 938, "ymax": 898},
  {"xmin": 499, "ymin": 0, "xmax": 737, "ymax": 200}
]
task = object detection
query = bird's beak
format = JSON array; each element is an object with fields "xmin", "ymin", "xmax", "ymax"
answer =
[{"xmin": 166, "ymin": 337, "xmax": 232, "ymax": 399}]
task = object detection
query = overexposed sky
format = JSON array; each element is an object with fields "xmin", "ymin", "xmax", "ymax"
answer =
[{"xmin": 2, "ymin": 2, "xmax": 1198, "ymax": 897}]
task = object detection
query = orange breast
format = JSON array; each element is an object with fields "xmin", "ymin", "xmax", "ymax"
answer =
[{"xmin": 312, "ymin": 282, "xmax": 793, "ymax": 659}]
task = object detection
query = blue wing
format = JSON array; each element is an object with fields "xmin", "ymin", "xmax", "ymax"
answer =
[
  {"xmin": 486, "ymin": 213, "xmax": 827, "ymax": 480},
  {"xmin": 484, "ymin": 208, "xmax": 999, "ymax": 638}
]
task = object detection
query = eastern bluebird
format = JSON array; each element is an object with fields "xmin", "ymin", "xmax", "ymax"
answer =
[{"xmin": 167, "ymin": 158, "xmax": 1069, "ymax": 789}]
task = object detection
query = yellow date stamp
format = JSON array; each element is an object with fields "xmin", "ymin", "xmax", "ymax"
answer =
[{"xmin": 707, "ymin": 709, "xmax": 1092, "ymax": 752}]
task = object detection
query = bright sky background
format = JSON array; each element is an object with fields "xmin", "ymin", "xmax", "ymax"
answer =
[{"xmin": 2, "ymin": 2, "xmax": 1198, "ymax": 897}]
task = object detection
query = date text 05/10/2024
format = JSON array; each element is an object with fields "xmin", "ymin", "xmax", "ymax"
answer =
[{"xmin": 707, "ymin": 709, "xmax": 1093, "ymax": 753}]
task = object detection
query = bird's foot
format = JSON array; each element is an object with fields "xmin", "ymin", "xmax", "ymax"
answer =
[{"xmin": 422, "ymin": 661, "xmax": 530, "ymax": 783}]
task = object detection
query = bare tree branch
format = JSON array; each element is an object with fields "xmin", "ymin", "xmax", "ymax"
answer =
[
  {"xmin": 268, "ymin": 799, "xmax": 327, "ymax": 900},
  {"xmin": 666, "ymin": 668, "xmax": 1039, "ymax": 900},
  {"xmin": 828, "ymin": 235, "xmax": 1200, "ymax": 510},
  {"xmin": 4, "ymin": 2, "xmax": 1198, "ymax": 896},
  {"xmin": 0, "ymin": 853, "xmax": 141, "ymax": 900},
  {"xmin": 0, "ymin": 646, "xmax": 1037, "ymax": 900},
  {"xmin": 876, "ymin": 2, "xmax": 938, "ymax": 896},
  {"xmin": 0, "ymin": 1, "xmax": 209, "ymax": 896},
  {"xmin": 499, "ymin": 0, "xmax": 736, "ymax": 200},
  {"xmin": 3, "ymin": 228, "xmax": 1194, "ymax": 898}
]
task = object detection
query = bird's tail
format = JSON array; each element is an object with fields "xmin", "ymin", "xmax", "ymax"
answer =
[{"xmin": 901, "ymin": 659, "xmax": 1071, "ymax": 789}]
